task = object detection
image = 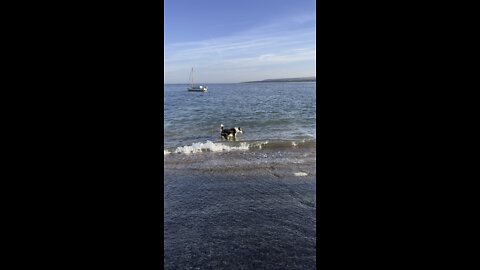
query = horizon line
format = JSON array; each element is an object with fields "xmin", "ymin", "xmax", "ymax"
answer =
[{"xmin": 164, "ymin": 76, "xmax": 316, "ymax": 84}]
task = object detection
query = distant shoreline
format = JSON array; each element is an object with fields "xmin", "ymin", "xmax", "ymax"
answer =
[
  {"xmin": 164, "ymin": 81, "xmax": 316, "ymax": 85},
  {"xmin": 242, "ymin": 77, "xmax": 316, "ymax": 83},
  {"xmin": 164, "ymin": 77, "xmax": 316, "ymax": 85}
]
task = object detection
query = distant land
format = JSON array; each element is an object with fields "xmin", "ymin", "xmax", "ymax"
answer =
[{"xmin": 242, "ymin": 77, "xmax": 316, "ymax": 83}]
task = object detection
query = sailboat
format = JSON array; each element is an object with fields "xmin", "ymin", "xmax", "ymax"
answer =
[{"xmin": 187, "ymin": 68, "xmax": 208, "ymax": 92}]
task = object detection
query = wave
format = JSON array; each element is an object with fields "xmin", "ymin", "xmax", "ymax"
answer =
[
  {"xmin": 170, "ymin": 140, "xmax": 251, "ymax": 155},
  {"xmin": 164, "ymin": 139, "xmax": 315, "ymax": 155}
]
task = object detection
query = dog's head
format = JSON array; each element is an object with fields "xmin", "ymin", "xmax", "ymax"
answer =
[{"xmin": 235, "ymin": 127, "xmax": 243, "ymax": 134}]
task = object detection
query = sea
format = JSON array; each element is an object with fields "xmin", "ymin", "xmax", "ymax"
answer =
[{"xmin": 164, "ymin": 82, "xmax": 316, "ymax": 269}]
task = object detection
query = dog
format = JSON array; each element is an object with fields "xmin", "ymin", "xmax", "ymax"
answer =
[{"xmin": 220, "ymin": 124, "xmax": 243, "ymax": 139}]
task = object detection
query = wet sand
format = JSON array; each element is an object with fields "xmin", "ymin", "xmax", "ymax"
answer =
[{"xmin": 164, "ymin": 149, "xmax": 316, "ymax": 269}]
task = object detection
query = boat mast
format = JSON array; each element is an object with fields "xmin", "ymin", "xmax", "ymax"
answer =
[{"xmin": 192, "ymin": 67, "xmax": 194, "ymax": 87}]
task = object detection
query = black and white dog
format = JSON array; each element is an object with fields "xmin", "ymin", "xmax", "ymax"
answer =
[{"xmin": 220, "ymin": 124, "xmax": 243, "ymax": 139}]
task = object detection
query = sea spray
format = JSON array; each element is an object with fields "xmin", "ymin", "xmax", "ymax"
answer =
[{"xmin": 174, "ymin": 140, "xmax": 249, "ymax": 154}]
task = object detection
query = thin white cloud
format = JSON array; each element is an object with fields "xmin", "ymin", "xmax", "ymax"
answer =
[{"xmin": 164, "ymin": 14, "xmax": 316, "ymax": 83}]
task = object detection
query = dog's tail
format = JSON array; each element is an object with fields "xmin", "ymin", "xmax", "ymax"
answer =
[{"xmin": 220, "ymin": 124, "xmax": 224, "ymax": 131}]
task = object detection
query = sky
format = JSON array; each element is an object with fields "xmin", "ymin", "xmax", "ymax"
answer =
[{"xmin": 164, "ymin": 0, "xmax": 316, "ymax": 83}]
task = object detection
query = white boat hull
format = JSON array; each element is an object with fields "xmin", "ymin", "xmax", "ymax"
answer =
[{"xmin": 188, "ymin": 87, "xmax": 208, "ymax": 92}]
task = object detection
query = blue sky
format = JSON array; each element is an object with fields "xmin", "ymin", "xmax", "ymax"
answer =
[{"xmin": 164, "ymin": 0, "xmax": 316, "ymax": 83}]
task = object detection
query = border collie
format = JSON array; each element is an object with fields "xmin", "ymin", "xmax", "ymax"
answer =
[{"xmin": 220, "ymin": 124, "xmax": 243, "ymax": 139}]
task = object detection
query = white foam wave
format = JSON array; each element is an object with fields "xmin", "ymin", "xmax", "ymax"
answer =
[
  {"xmin": 173, "ymin": 140, "xmax": 249, "ymax": 154},
  {"xmin": 294, "ymin": 172, "xmax": 308, "ymax": 176},
  {"xmin": 250, "ymin": 140, "xmax": 269, "ymax": 149},
  {"xmin": 165, "ymin": 139, "xmax": 311, "ymax": 156}
]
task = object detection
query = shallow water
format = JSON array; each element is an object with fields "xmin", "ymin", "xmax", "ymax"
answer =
[
  {"xmin": 164, "ymin": 148, "xmax": 316, "ymax": 270},
  {"xmin": 164, "ymin": 82, "xmax": 316, "ymax": 269}
]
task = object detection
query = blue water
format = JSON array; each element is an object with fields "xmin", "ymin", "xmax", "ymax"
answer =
[{"xmin": 164, "ymin": 82, "xmax": 316, "ymax": 150}]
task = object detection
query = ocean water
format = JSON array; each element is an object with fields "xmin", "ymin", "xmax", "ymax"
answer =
[
  {"xmin": 164, "ymin": 82, "xmax": 316, "ymax": 269},
  {"xmin": 164, "ymin": 82, "xmax": 316, "ymax": 152}
]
